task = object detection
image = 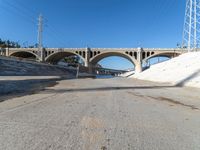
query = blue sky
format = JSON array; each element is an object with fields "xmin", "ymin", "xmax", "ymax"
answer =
[{"xmin": 0, "ymin": 0, "xmax": 185, "ymax": 69}]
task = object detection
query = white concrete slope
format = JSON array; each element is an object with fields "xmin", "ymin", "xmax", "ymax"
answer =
[{"xmin": 132, "ymin": 52, "xmax": 200, "ymax": 88}]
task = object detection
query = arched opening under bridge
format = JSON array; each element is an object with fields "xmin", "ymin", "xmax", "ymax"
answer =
[
  {"xmin": 45, "ymin": 51, "xmax": 85, "ymax": 67},
  {"xmin": 90, "ymin": 52, "xmax": 136, "ymax": 77},
  {"xmin": 10, "ymin": 51, "xmax": 38, "ymax": 60},
  {"xmin": 142, "ymin": 52, "xmax": 180, "ymax": 70}
]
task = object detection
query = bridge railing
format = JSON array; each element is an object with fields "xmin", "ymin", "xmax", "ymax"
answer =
[{"xmin": 6, "ymin": 47, "xmax": 191, "ymax": 52}]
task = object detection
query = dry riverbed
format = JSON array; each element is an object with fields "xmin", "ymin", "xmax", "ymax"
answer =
[{"xmin": 0, "ymin": 78, "xmax": 200, "ymax": 150}]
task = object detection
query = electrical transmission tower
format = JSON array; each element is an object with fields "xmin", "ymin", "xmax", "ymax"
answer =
[
  {"xmin": 182, "ymin": 0, "xmax": 200, "ymax": 51},
  {"xmin": 37, "ymin": 14, "xmax": 44, "ymax": 61}
]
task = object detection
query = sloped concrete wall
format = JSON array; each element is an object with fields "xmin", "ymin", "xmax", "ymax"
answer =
[{"xmin": 0, "ymin": 56, "xmax": 76, "ymax": 76}]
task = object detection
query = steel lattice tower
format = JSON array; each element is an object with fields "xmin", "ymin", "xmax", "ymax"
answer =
[
  {"xmin": 182, "ymin": 0, "xmax": 200, "ymax": 51},
  {"xmin": 37, "ymin": 14, "xmax": 44, "ymax": 61}
]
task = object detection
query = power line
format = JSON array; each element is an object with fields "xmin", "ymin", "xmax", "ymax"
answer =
[
  {"xmin": 1, "ymin": 0, "xmax": 37, "ymax": 24},
  {"xmin": 5, "ymin": 0, "xmax": 68, "ymax": 44},
  {"xmin": 143, "ymin": 0, "xmax": 179, "ymax": 47},
  {"xmin": 0, "ymin": 0, "xmax": 71, "ymax": 48}
]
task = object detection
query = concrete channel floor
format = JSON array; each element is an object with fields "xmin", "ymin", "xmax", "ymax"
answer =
[{"xmin": 0, "ymin": 78, "xmax": 200, "ymax": 150}]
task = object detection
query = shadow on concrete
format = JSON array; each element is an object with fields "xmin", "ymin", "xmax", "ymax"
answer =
[
  {"xmin": 125, "ymin": 73, "xmax": 135, "ymax": 78},
  {"xmin": 0, "ymin": 78, "xmax": 64, "ymax": 102},
  {"xmin": 43, "ymin": 85, "xmax": 176, "ymax": 94},
  {"xmin": 175, "ymin": 69, "xmax": 200, "ymax": 87}
]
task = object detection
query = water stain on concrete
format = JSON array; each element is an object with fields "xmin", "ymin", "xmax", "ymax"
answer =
[
  {"xmin": 127, "ymin": 91, "xmax": 199, "ymax": 110},
  {"xmin": 154, "ymin": 96, "xmax": 199, "ymax": 110}
]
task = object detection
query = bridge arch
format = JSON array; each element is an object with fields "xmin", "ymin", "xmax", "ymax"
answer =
[
  {"xmin": 90, "ymin": 51, "xmax": 138, "ymax": 67},
  {"xmin": 143, "ymin": 52, "xmax": 182, "ymax": 63},
  {"xmin": 9, "ymin": 51, "xmax": 39, "ymax": 60},
  {"xmin": 45, "ymin": 51, "xmax": 86, "ymax": 65}
]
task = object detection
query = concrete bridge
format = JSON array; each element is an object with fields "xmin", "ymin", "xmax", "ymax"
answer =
[{"xmin": 0, "ymin": 47, "xmax": 187, "ymax": 73}]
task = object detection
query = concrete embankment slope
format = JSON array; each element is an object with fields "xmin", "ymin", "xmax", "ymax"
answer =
[
  {"xmin": 0, "ymin": 56, "xmax": 76, "ymax": 76},
  {"xmin": 0, "ymin": 56, "xmax": 76, "ymax": 98},
  {"xmin": 131, "ymin": 52, "xmax": 200, "ymax": 88}
]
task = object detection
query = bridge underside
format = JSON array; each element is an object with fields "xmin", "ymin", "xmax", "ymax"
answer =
[
  {"xmin": 10, "ymin": 51, "xmax": 38, "ymax": 59},
  {"xmin": 143, "ymin": 52, "xmax": 181, "ymax": 62},
  {"xmin": 45, "ymin": 51, "xmax": 83, "ymax": 64}
]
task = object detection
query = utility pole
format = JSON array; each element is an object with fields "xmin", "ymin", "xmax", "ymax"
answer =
[
  {"xmin": 182, "ymin": 0, "xmax": 200, "ymax": 51},
  {"xmin": 38, "ymin": 14, "xmax": 44, "ymax": 61}
]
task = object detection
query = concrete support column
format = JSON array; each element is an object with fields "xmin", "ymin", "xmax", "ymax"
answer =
[
  {"xmin": 85, "ymin": 47, "xmax": 90, "ymax": 67},
  {"xmin": 0, "ymin": 48, "xmax": 2, "ymax": 56},
  {"xmin": 40, "ymin": 48, "xmax": 45, "ymax": 62},
  {"xmin": 85, "ymin": 47, "xmax": 93, "ymax": 74},
  {"xmin": 6, "ymin": 48, "xmax": 9, "ymax": 56},
  {"xmin": 135, "ymin": 47, "xmax": 143, "ymax": 73},
  {"xmin": 88, "ymin": 64, "xmax": 93, "ymax": 74}
]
